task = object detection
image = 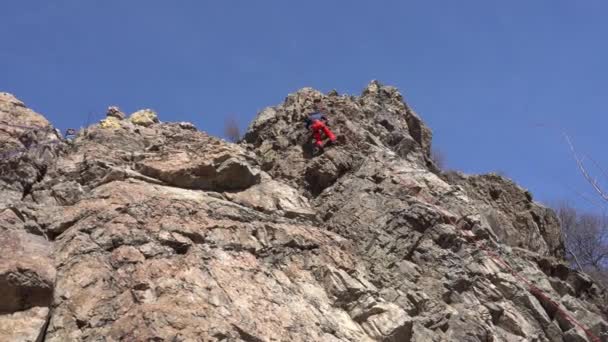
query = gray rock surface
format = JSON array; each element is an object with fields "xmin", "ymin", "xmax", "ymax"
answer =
[
  {"xmin": 106, "ymin": 106, "xmax": 126, "ymax": 120},
  {"xmin": 0, "ymin": 306, "xmax": 49, "ymax": 342},
  {"xmin": 0, "ymin": 85, "xmax": 606, "ymax": 341}
]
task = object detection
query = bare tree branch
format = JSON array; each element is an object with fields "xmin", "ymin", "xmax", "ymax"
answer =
[
  {"xmin": 564, "ymin": 134, "xmax": 608, "ymax": 203},
  {"xmin": 555, "ymin": 202, "xmax": 585, "ymax": 272},
  {"xmin": 565, "ymin": 184, "xmax": 607, "ymax": 210},
  {"xmin": 562, "ymin": 230, "xmax": 585, "ymax": 272},
  {"xmin": 587, "ymin": 154, "xmax": 608, "ymax": 189}
]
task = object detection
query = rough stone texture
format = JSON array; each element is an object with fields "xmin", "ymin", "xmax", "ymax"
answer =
[
  {"xmin": 106, "ymin": 106, "xmax": 126, "ymax": 120},
  {"xmin": 129, "ymin": 109, "xmax": 159, "ymax": 127},
  {"xmin": 99, "ymin": 116, "xmax": 122, "ymax": 129},
  {"xmin": 1, "ymin": 85, "xmax": 607, "ymax": 341},
  {"xmin": 0, "ymin": 92, "xmax": 61, "ymax": 208},
  {"xmin": 0, "ymin": 92, "xmax": 50, "ymax": 132},
  {"xmin": 0, "ymin": 306, "xmax": 49, "ymax": 342},
  {"xmin": 225, "ymin": 179, "xmax": 315, "ymax": 218},
  {"xmin": 444, "ymin": 172, "xmax": 564, "ymax": 258},
  {"xmin": 0, "ymin": 228, "xmax": 54, "ymax": 341},
  {"xmin": 0, "ymin": 230, "xmax": 55, "ymax": 313}
]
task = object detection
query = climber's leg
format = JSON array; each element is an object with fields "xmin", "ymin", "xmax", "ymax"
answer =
[
  {"xmin": 311, "ymin": 121, "xmax": 324, "ymax": 147},
  {"xmin": 313, "ymin": 129, "xmax": 323, "ymax": 147},
  {"xmin": 320, "ymin": 123, "xmax": 336, "ymax": 142}
]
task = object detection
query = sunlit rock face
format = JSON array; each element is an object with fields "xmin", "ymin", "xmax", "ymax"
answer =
[{"xmin": 0, "ymin": 85, "xmax": 606, "ymax": 341}]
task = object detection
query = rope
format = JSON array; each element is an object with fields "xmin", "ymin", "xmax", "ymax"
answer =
[
  {"xmin": 450, "ymin": 216, "xmax": 602, "ymax": 342},
  {"xmin": 385, "ymin": 166, "xmax": 603, "ymax": 341}
]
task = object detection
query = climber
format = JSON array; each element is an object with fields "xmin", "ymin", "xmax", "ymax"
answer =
[
  {"xmin": 305, "ymin": 101, "xmax": 336, "ymax": 154},
  {"xmin": 64, "ymin": 128, "xmax": 76, "ymax": 140}
]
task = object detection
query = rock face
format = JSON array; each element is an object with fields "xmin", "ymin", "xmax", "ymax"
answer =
[{"xmin": 0, "ymin": 84, "xmax": 607, "ymax": 341}]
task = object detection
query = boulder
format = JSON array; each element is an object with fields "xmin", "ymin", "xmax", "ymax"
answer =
[
  {"xmin": 0, "ymin": 230, "xmax": 55, "ymax": 314},
  {"xmin": 225, "ymin": 179, "xmax": 315, "ymax": 218},
  {"xmin": 0, "ymin": 307, "xmax": 49, "ymax": 342},
  {"xmin": 136, "ymin": 152, "xmax": 261, "ymax": 191},
  {"xmin": 129, "ymin": 109, "xmax": 159, "ymax": 127},
  {"xmin": 106, "ymin": 106, "xmax": 126, "ymax": 120}
]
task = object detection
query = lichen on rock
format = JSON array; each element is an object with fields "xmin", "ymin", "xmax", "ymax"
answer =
[
  {"xmin": 99, "ymin": 116, "xmax": 122, "ymax": 129},
  {"xmin": 129, "ymin": 108, "xmax": 159, "ymax": 127}
]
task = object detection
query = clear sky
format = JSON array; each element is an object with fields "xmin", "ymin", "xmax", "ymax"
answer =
[{"xmin": 1, "ymin": 1, "xmax": 607, "ymax": 212}]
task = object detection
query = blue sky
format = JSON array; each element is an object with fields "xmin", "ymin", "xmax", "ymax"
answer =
[{"xmin": 1, "ymin": 1, "xmax": 607, "ymax": 211}]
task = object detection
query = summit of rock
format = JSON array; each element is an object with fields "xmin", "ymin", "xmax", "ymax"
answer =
[{"xmin": 0, "ymin": 83, "xmax": 606, "ymax": 341}]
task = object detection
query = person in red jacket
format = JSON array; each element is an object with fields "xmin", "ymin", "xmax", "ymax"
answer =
[{"xmin": 304, "ymin": 102, "xmax": 336, "ymax": 154}]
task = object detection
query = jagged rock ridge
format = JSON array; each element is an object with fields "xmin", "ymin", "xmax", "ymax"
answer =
[{"xmin": 0, "ymin": 84, "xmax": 606, "ymax": 341}]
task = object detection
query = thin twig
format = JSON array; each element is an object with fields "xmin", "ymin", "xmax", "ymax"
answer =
[
  {"xmin": 586, "ymin": 154, "xmax": 608, "ymax": 189},
  {"xmin": 563, "ymin": 133, "xmax": 608, "ymax": 203},
  {"xmin": 565, "ymin": 184, "xmax": 607, "ymax": 211},
  {"xmin": 561, "ymin": 229, "xmax": 585, "ymax": 272}
]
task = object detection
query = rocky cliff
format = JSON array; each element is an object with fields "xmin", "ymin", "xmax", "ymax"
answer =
[{"xmin": 0, "ymin": 83, "xmax": 606, "ymax": 342}]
